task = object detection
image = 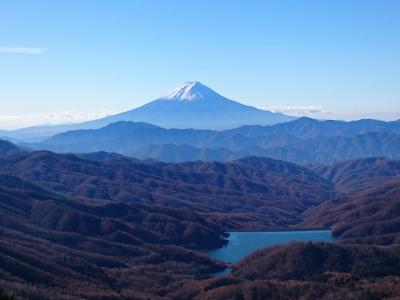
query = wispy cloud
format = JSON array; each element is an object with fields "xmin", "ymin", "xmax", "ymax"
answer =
[
  {"xmin": 265, "ymin": 105, "xmax": 334, "ymax": 116},
  {"xmin": 0, "ymin": 111, "xmax": 115, "ymax": 130},
  {"xmin": 263, "ymin": 105, "xmax": 400, "ymax": 121},
  {"xmin": 0, "ymin": 47, "xmax": 47, "ymax": 54}
]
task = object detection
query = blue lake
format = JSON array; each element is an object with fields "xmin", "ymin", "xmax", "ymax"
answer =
[{"xmin": 207, "ymin": 230, "xmax": 333, "ymax": 264}]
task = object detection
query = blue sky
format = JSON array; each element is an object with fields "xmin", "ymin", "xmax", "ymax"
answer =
[{"xmin": 1, "ymin": 0, "xmax": 399, "ymax": 129}]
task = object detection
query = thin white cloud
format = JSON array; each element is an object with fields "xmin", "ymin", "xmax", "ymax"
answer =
[
  {"xmin": 0, "ymin": 111, "xmax": 115, "ymax": 130},
  {"xmin": 265, "ymin": 105, "xmax": 334, "ymax": 116},
  {"xmin": 263, "ymin": 105, "xmax": 400, "ymax": 121},
  {"xmin": 0, "ymin": 47, "xmax": 47, "ymax": 54}
]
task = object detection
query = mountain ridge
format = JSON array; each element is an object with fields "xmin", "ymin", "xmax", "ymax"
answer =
[
  {"xmin": 0, "ymin": 148, "xmax": 335, "ymax": 229},
  {"xmin": 35, "ymin": 117, "xmax": 400, "ymax": 164}
]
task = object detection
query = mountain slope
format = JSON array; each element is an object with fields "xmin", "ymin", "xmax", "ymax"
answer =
[
  {"xmin": 233, "ymin": 242, "xmax": 400, "ymax": 281},
  {"xmin": 82, "ymin": 81, "xmax": 293, "ymax": 130},
  {"xmin": 301, "ymin": 157, "xmax": 400, "ymax": 245},
  {"xmin": 0, "ymin": 139, "xmax": 25, "ymax": 157},
  {"xmin": 39, "ymin": 119, "xmax": 400, "ymax": 164},
  {"xmin": 175, "ymin": 242, "xmax": 400, "ymax": 300},
  {"xmin": 0, "ymin": 173, "xmax": 227, "ymax": 298},
  {"xmin": 258, "ymin": 132, "xmax": 400, "ymax": 164},
  {"xmin": 130, "ymin": 144, "xmax": 237, "ymax": 163},
  {"xmin": 310, "ymin": 157, "xmax": 400, "ymax": 193},
  {"xmin": 301, "ymin": 175, "xmax": 400, "ymax": 245},
  {"xmin": 40, "ymin": 121, "xmax": 216, "ymax": 153},
  {"xmin": 0, "ymin": 151, "xmax": 334, "ymax": 229},
  {"xmin": 231, "ymin": 117, "xmax": 400, "ymax": 138}
]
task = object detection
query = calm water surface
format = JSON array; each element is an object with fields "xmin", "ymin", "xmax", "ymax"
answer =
[{"xmin": 207, "ymin": 230, "xmax": 333, "ymax": 264}]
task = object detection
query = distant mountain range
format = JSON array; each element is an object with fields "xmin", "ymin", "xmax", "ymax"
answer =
[
  {"xmin": 32, "ymin": 117, "xmax": 400, "ymax": 165},
  {"xmin": 0, "ymin": 139, "xmax": 26, "ymax": 156},
  {"xmin": 0, "ymin": 81, "xmax": 293, "ymax": 141}
]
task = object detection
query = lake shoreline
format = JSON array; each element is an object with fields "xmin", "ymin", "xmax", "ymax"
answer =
[
  {"xmin": 206, "ymin": 230, "xmax": 334, "ymax": 264},
  {"xmin": 228, "ymin": 227, "xmax": 331, "ymax": 233}
]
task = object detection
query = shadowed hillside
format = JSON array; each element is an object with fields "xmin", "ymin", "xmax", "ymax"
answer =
[
  {"xmin": 300, "ymin": 157, "xmax": 400, "ymax": 245},
  {"xmin": 310, "ymin": 157, "xmax": 400, "ymax": 193},
  {"xmin": 179, "ymin": 242, "xmax": 400, "ymax": 300},
  {"xmin": 0, "ymin": 140, "xmax": 25, "ymax": 157},
  {"xmin": 0, "ymin": 151, "xmax": 334, "ymax": 229},
  {"xmin": 0, "ymin": 173, "xmax": 227, "ymax": 299},
  {"xmin": 232, "ymin": 242, "xmax": 400, "ymax": 280},
  {"xmin": 301, "ymin": 175, "xmax": 400, "ymax": 245}
]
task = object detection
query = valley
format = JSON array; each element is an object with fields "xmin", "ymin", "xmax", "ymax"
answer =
[{"xmin": 1, "ymin": 136, "xmax": 400, "ymax": 299}]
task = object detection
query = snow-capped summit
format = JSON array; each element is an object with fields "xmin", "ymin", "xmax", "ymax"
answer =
[
  {"xmin": 6, "ymin": 82, "xmax": 295, "ymax": 138},
  {"xmin": 82, "ymin": 81, "xmax": 294, "ymax": 129},
  {"xmin": 163, "ymin": 81, "xmax": 221, "ymax": 101}
]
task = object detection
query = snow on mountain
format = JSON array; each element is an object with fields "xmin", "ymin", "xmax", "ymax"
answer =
[
  {"xmin": 1, "ymin": 82, "xmax": 294, "ymax": 140},
  {"xmin": 163, "ymin": 81, "xmax": 221, "ymax": 101},
  {"xmin": 85, "ymin": 81, "xmax": 294, "ymax": 130}
]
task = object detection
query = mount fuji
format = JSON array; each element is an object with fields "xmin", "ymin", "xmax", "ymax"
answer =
[
  {"xmin": 84, "ymin": 81, "xmax": 293, "ymax": 130},
  {"xmin": 1, "ymin": 82, "xmax": 293, "ymax": 141}
]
